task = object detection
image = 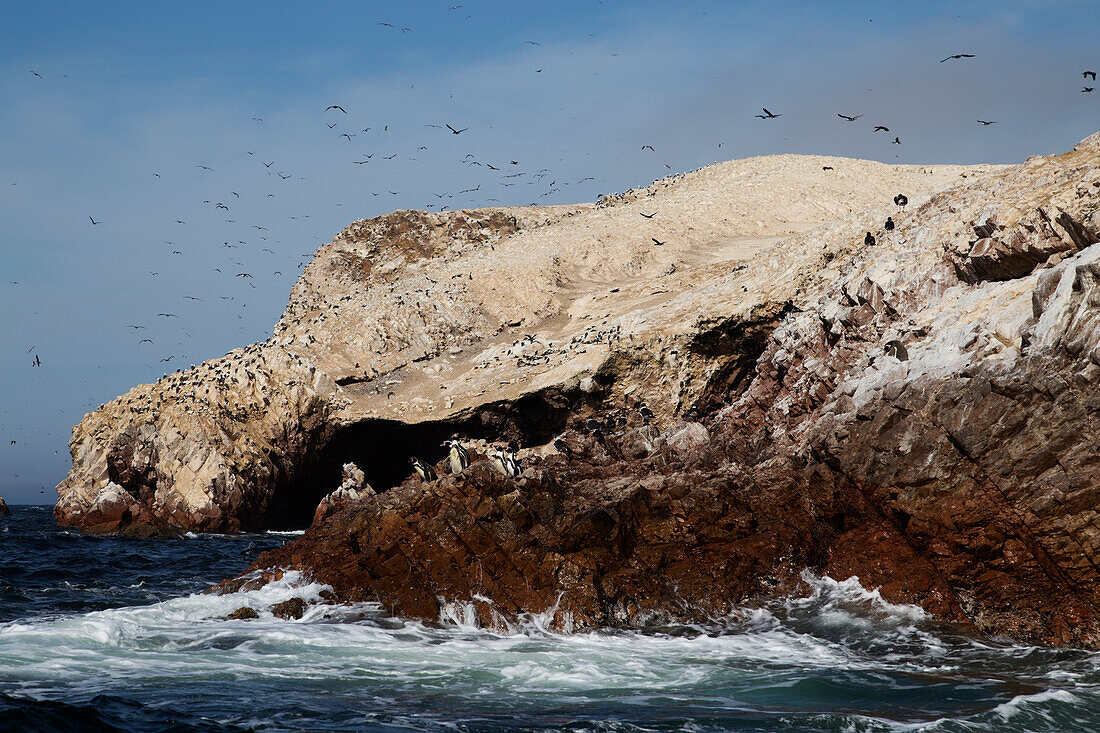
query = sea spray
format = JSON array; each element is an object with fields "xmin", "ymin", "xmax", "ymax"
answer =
[{"xmin": 3, "ymin": 511, "xmax": 1100, "ymax": 732}]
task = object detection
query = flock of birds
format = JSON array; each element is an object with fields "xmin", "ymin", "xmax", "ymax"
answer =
[
  {"xmin": 754, "ymin": 57, "xmax": 1096, "ymax": 146},
  {"xmin": 18, "ymin": 45, "xmax": 1096, "ymax": 379},
  {"xmin": 8, "ymin": 27, "xmax": 1098, "ymax": 502}
]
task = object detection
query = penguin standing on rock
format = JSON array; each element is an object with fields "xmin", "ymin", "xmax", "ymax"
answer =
[
  {"xmin": 864, "ymin": 232, "xmax": 876, "ymax": 247},
  {"xmin": 893, "ymin": 193, "xmax": 908, "ymax": 208},
  {"xmin": 410, "ymin": 457, "xmax": 437, "ymax": 482},
  {"xmin": 884, "ymin": 340, "xmax": 909, "ymax": 361},
  {"xmin": 488, "ymin": 446, "xmax": 521, "ymax": 477},
  {"xmin": 442, "ymin": 439, "xmax": 470, "ymax": 475},
  {"xmin": 884, "ymin": 216, "xmax": 895, "ymax": 231},
  {"xmin": 639, "ymin": 403, "xmax": 655, "ymax": 425}
]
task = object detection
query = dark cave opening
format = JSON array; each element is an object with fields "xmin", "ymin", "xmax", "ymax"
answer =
[{"xmin": 295, "ymin": 385, "xmax": 600, "ymax": 510}]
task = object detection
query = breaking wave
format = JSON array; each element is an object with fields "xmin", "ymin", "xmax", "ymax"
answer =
[{"xmin": 2, "ymin": 509, "xmax": 1100, "ymax": 732}]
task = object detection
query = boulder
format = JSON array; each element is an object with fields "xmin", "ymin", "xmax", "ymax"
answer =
[
  {"xmin": 226, "ymin": 606, "xmax": 259, "ymax": 620},
  {"xmin": 270, "ymin": 597, "xmax": 308, "ymax": 620}
]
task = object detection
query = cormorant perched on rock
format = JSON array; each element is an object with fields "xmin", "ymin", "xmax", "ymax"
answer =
[
  {"xmin": 884, "ymin": 340, "xmax": 909, "ymax": 361},
  {"xmin": 864, "ymin": 232, "xmax": 876, "ymax": 246},
  {"xmin": 410, "ymin": 457, "xmax": 437, "ymax": 482},
  {"xmin": 884, "ymin": 217, "xmax": 895, "ymax": 231},
  {"xmin": 893, "ymin": 194, "xmax": 908, "ymax": 208}
]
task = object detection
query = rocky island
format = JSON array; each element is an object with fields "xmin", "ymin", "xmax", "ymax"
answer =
[{"xmin": 57, "ymin": 133, "xmax": 1100, "ymax": 646}]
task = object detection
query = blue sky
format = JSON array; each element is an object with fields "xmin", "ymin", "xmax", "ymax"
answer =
[{"xmin": 1, "ymin": 1, "xmax": 1098, "ymax": 504}]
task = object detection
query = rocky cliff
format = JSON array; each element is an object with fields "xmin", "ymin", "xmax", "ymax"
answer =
[
  {"xmin": 57, "ymin": 154, "xmax": 984, "ymax": 532},
  {"xmin": 58, "ymin": 132, "xmax": 1100, "ymax": 645}
]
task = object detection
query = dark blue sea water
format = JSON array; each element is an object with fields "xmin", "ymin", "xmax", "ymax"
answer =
[{"xmin": 2, "ymin": 505, "xmax": 1099, "ymax": 732}]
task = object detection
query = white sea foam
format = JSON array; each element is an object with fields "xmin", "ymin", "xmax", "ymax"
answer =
[
  {"xmin": 2, "ymin": 567, "xmax": 1097, "ymax": 732},
  {"xmin": 992, "ymin": 688, "xmax": 1079, "ymax": 721}
]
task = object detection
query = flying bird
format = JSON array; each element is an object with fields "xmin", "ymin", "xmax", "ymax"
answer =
[
  {"xmin": 89, "ymin": 216, "xmax": 101, "ymax": 225},
  {"xmin": 891, "ymin": 137, "xmax": 901, "ymax": 144},
  {"xmin": 652, "ymin": 238, "xmax": 666, "ymax": 246},
  {"xmin": 639, "ymin": 212, "xmax": 656, "ymax": 219},
  {"xmin": 873, "ymin": 126, "xmax": 889, "ymax": 132},
  {"xmin": 641, "ymin": 145, "xmax": 654, "ymax": 151},
  {"xmin": 325, "ymin": 105, "xmax": 347, "ymax": 113},
  {"xmin": 755, "ymin": 108, "xmax": 781, "ymax": 119},
  {"xmin": 837, "ymin": 113, "xmax": 863, "ymax": 121},
  {"xmin": 445, "ymin": 124, "xmax": 468, "ymax": 134},
  {"xmin": 1085, "ymin": 71, "xmax": 1096, "ymax": 80},
  {"xmin": 977, "ymin": 120, "xmax": 997, "ymax": 125},
  {"xmin": 157, "ymin": 313, "xmax": 177, "ymax": 318},
  {"xmin": 940, "ymin": 53, "xmax": 975, "ymax": 62},
  {"xmin": 1084, "ymin": 87, "xmax": 1095, "ymax": 93}
]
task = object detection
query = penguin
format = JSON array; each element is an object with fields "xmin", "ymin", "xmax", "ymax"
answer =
[
  {"xmin": 884, "ymin": 340, "xmax": 909, "ymax": 361},
  {"xmin": 893, "ymin": 193, "xmax": 908, "ymax": 208},
  {"xmin": 502, "ymin": 448, "xmax": 521, "ymax": 477},
  {"xmin": 864, "ymin": 232, "xmax": 876, "ymax": 247},
  {"xmin": 487, "ymin": 448, "xmax": 509, "ymax": 476},
  {"xmin": 639, "ymin": 403, "xmax": 655, "ymax": 425},
  {"xmin": 884, "ymin": 216, "xmax": 895, "ymax": 231},
  {"xmin": 410, "ymin": 457, "xmax": 437, "ymax": 482},
  {"xmin": 442, "ymin": 439, "xmax": 470, "ymax": 475},
  {"xmin": 488, "ymin": 446, "xmax": 521, "ymax": 477},
  {"xmin": 585, "ymin": 417, "xmax": 602, "ymax": 435}
]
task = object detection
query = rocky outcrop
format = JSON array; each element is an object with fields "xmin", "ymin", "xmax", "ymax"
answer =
[
  {"xmin": 56, "ymin": 128, "xmax": 1100, "ymax": 644},
  {"xmin": 57, "ymin": 153, "xmax": 984, "ymax": 534},
  {"xmin": 238, "ymin": 132, "xmax": 1100, "ymax": 647}
]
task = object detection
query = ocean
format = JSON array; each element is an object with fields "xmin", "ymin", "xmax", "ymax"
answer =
[{"xmin": 1, "ymin": 505, "xmax": 1097, "ymax": 732}]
